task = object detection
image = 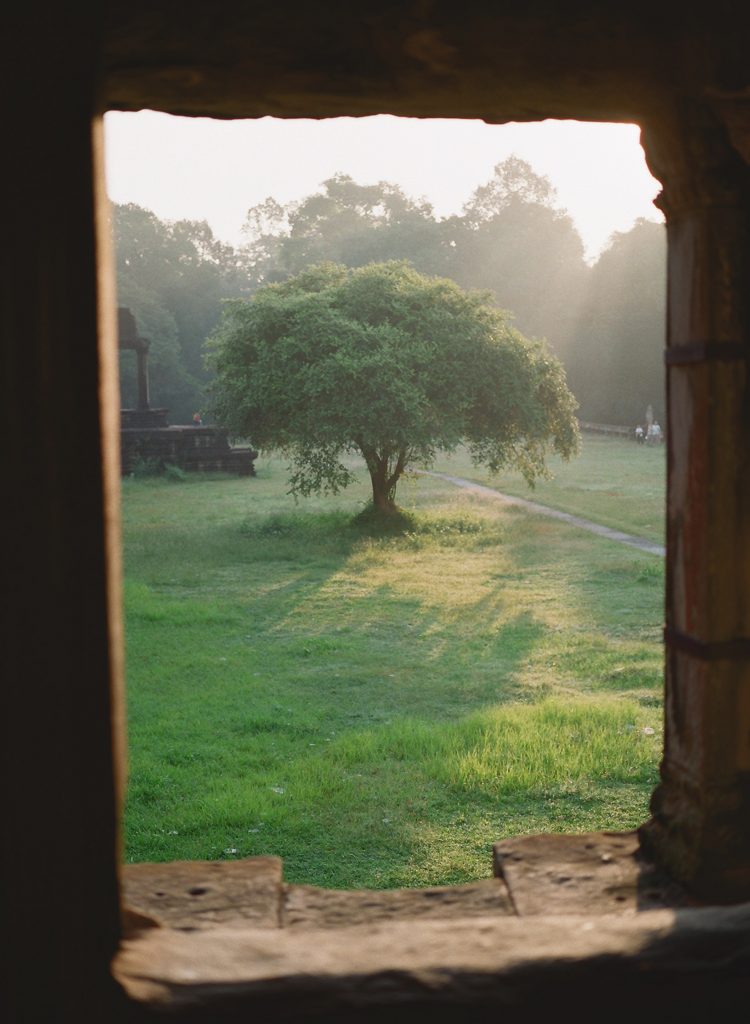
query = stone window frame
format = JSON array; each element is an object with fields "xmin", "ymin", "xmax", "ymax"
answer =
[
  {"xmin": 102, "ymin": 92, "xmax": 750, "ymax": 1007},
  {"xmin": 8, "ymin": 8, "xmax": 750, "ymax": 1019}
]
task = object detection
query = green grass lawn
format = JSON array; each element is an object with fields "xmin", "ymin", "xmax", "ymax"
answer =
[
  {"xmin": 429, "ymin": 432, "xmax": 666, "ymax": 542},
  {"xmin": 122, "ymin": 438, "xmax": 665, "ymax": 888}
]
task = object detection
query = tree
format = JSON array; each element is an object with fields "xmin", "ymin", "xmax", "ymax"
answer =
[
  {"xmin": 566, "ymin": 219, "xmax": 666, "ymax": 425},
  {"xmin": 114, "ymin": 203, "xmax": 250, "ymax": 422},
  {"xmin": 461, "ymin": 155, "xmax": 558, "ymax": 223},
  {"xmin": 452, "ymin": 157, "xmax": 589, "ymax": 356},
  {"xmin": 237, "ymin": 162, "xmax": 589, "ymax": 371},
  {"xmin": 207, "ymin": 261, "xmax": 580, "ymax": 513},
  {"xmin": 240, "ymin": 175, "xmax": 451, "ymax": 286}
]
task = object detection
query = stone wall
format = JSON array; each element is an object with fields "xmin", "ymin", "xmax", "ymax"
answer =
[{"xmin": 121, "ymin": 425, "xmax": 256, "ymax": 476}]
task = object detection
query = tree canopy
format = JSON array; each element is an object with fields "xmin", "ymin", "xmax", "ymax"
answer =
[
  {"xmin": 207, "ymin": 261, "xmax": 580, "ymax": 512},
  {"xmin": 114, "ymin": 203, "xmax": 248, "ymax": 422},
  {"xmin": 114, "ymin": 159, "xmax": 666, "ymax": 433},
  {"xmin": 565, "ymin": 219, "xmax": 666, "ymax": 425},
  {"xmin": 241, "ymin": 174, "xmax": 450, "ymax": 285},
  {"xmin": 239, "ymin": 160, "xmax": 591, "ymax": 377}
]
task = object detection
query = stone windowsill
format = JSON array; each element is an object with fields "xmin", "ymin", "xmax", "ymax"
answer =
[{"xmin": 114, "ymin": 831, "xmax": 750, "ymax": 1019}]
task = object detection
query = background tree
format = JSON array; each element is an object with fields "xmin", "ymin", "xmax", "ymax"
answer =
[
  {"xmin": 241, "ymin": 174, "xmax": 454, "ymax": 286},
  {"xmin": 207, "ymin": 261, "xmax": 580, "ymax": 513},
  {"xmin": 240, "ymin": 197, "xmax": 292, "ymax": 288},
  {"xmin": 239, "ymin": 161, "xmax": 590, "ymax": 379},
  {"xmin": 114, "ymin": 161, "xmax": 664, "ymax": 432},
  {"xmin": 114, "ymin": 203, "xmax": 248, "ymax": 422},
  {"xmin": 566, "ymin": 219, "xmax": 666, "ymax": 425},
  {"xmin": 451, "ymin": 157, "xmax": 589, "ymax": 357}
]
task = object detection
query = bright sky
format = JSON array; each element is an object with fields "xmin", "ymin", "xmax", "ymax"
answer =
[{"xmin": 104, "ymin": 111, "xmax": 663, "ymax": 263}]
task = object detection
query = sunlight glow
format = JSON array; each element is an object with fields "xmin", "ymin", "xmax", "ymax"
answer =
[{"xmin": 104, "ymin": 112, "xmax": 662, "ymax": 263}]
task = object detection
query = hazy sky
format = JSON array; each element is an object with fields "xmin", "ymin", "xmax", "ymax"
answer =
[{"xmin": 104, "ymin": 111, "xmax": 663, "ymax": 262}]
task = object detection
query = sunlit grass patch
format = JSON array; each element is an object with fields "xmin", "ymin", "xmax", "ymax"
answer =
[
  {"xmin": 429, "ymin": 433, "xmax": 666, "ymax": 542},
  {"xmin": 434, "ymin": 699, "xmax": 659, "ymax": 793}
]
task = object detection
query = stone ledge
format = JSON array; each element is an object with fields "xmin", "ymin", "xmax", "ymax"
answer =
[
  {"xmin": 116, "ymin": 836, "xmax": 749, "ymax": 1019},
  {"xmin": 282, "ymin": 878, "xmax": 513, "ymax": 928},
  {"xmin": 121, "ymin": 862, "xmax": 513, "ymax": 933},
  {"xmin": 493, "ymin": 830, "xmax": 698, "ymax": 915},
  {"xmin": 113, "ymin": 904, "xmax": 750, "ymax": 1020},
  {"xmin": 120, "ymin": 832, "xmax": 698, "ymax": 936}
]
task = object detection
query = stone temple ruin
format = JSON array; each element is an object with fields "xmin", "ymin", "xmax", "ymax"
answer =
[{"xmin": 118, "ymin": 307, "xmax": 256, "ymax": 476}]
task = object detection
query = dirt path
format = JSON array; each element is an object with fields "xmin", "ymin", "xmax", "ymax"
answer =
[{"xmin": 418, "ymin": 470, "xmax": 665, "ymax": 557}]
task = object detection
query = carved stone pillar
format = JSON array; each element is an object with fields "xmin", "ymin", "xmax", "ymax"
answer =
[
  {"xmin": 137, "ymin": 344, "xmax": 151, "ymax": 410},
  {"xmin": 118, "ymin": 305, "xmax": 151, "ymax": 409},
  {"xmin": 640, "ymin": 107, "xmax": 750, "ymax": 901}
]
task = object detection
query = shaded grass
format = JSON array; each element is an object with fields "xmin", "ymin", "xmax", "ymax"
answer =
[{"xmin": 122, "ymin": 449, "xmax": 664, "ymax": 887}]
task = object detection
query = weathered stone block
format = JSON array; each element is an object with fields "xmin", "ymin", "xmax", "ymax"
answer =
[
  {"xmin": 493, "ymin": 831, "xmax": 696, "ymax": 916},
  {"xmin": 122, "ymin": 857, "xmax": 283, "ymax": 931},
  {"xmin": 283, "ymin": 878, "xmax": 514, "ymax": 928}
]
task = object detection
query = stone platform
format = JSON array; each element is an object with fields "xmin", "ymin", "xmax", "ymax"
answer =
[{"xmin": 121, "ymin": 423, "xmax": 257, "ymax": 476}]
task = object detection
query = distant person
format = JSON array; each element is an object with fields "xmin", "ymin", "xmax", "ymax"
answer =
[
  {"xmin": 647, "ymin": 421, "xmax": 662, "ymax": 445},
  {"xmin": 635, "ymin": 425, "xmax": 645, "ymax": 444},
  {"xmin": 192, "ymin": 412, "xmax": 202, "ymax": 426}
]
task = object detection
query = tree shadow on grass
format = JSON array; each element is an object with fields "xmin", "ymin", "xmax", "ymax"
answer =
[{"xmin": 123, "ymin": 501, "xmax": 660, "ymax": 876}]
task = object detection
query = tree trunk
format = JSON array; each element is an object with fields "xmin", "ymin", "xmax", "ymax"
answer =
[
  {"xmin": 370, "ymin": 471, "xmax": 399, "ymax": 513},
  {"xmin": 359, "ymin": 444, "xmax": 407, "ymax": 514}
]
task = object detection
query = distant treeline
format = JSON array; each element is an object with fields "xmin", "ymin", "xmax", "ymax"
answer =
[{"xmin": 114, "ymin": 156, "xmax": 665, "ymax": 428}]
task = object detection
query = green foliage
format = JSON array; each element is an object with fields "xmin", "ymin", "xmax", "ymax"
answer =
[
  {"xmin": 242, "ymin": 160, "xmax": 589, "ymax": 369},
  {"xmin": 238, "ymin": 161, "xmax": 667, "ymax": 430},
  {"xmin": 114, "ymin": 203, "xmax": 249, "ymax": 422},
  {"xmin": 351, "ymin": 503, "xmax": 421, "ymax": 535},
  {"xmin": 115, "ymin": 158, "xmax": 665, "ymax": 437},
  {"xmin": 242, "ymin": 174, "xmax": 450, "ymax": 284},
  {"xmin": 565, "ymin": 219, "xmax": 666, "ymax": 426},
  {"xmin": 462, "ymin": 156, "xmax": 559, "ymax": 220},
  {"xmin": 207, "ymin": 261, "xmax": 580, "ymax": 510},
  {"xmin": 130, "ymin": 457, "xmax": 188, "ymax": 481},
  {"xmin": 164, "ymin": 463, "xmax": 188, "ymax": 482},
  {"xmin": 130, "ymin": 456, "xmax": 164, "ymax": 479}
]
